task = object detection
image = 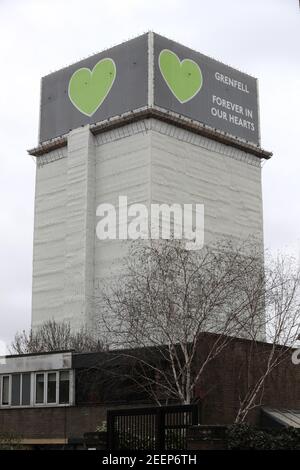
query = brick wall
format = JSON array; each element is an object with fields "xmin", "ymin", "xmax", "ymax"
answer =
[
  {"xmin": 0, "ymin": 406, "xmax": 106, "ymax": 440},
  {"xmin": 195, "ymin": 336, "xmax": 300, "ymax": 424},
  {"xmin": 1, "ymin": 336, "xmax": 299, "ymax": 441}
]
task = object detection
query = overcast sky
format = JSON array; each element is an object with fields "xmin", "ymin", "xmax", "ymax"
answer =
[{"xmin": 0, "ymin": 0, "xmax": 299, "ymax": 349}]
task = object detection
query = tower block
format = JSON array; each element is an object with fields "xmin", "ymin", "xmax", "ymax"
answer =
[{"xmin": 28, "ymin": 33, "xmax": 271, "ymax": 331}]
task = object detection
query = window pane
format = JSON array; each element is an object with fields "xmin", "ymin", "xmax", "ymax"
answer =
[
  {"xmin": 59, "ymin": 371, "xmax": 70, "ymax": 404},
  {"xmin": 47, "ymin": 373, "xmax": 57, "ymax": 404},
  {"xmin": 21, "ymin": 373, "xmax": 31, "ymax": 406},
  {"xmin": 11, "ymin": 374, "xmax": 21, "ymax": 406},
  {"xmin": 2, "ymin": 376, "xmax": 9, "ymax": 405},
  {"xmin": 36, "ymin": 374, "xmax": 44, "ymax": 404}
]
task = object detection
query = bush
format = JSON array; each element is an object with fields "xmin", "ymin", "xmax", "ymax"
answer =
[
  {"xmin": 227, "ymin": 423, "xmax": 300, "ymax": 450},
  {"xmin": 0, "ymin": 433, "xmax": 22, "ymax": 450}
]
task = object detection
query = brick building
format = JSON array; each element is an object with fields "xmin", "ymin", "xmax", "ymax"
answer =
[{"xmin": 0, "ymin": 335, "xmax": 299, "ymax": 448}]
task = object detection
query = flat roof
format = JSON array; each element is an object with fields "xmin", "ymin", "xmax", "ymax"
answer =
[
  {"xmin": 262, "ymin": 407, "xmax": 300, "ymax": 428},
  {"xmin": 2, "ymin": 349, "xmax": 74, "ymax": 359}
]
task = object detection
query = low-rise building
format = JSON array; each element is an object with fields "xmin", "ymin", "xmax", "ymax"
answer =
[{"xmin": 0, "ymin": 335, "xmax": 299, "ymax": 449}]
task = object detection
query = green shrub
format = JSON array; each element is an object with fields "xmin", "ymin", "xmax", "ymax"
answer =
[
  {"xmin": 227, "ymin": 423, "xmax": 300, "ymax": 450},
  {"xmin": 0, "ymin": 433, "xmax": 22, "ymax": 450}
]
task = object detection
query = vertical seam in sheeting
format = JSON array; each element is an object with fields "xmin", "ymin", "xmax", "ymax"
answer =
[
  {"xmin": 149, "ymin": 121, "xmax": 152, "ymax": 211},
  {"xmin": 148, "ymin": 32, "xmax": 154, "ymax": 108}
]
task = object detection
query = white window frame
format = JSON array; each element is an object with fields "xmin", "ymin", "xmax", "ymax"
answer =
[
  {"xmin": 34, "ymin": 372, "xmax": 46, "ymax": 405},
  {"xmin": 1, "ymin": 374, "xmax": 11, "ymax": 407},
  {"xmin": 46, "ymin": 371, "xmax": 59, "ymax": 405},
  {"xmin": 58, "ymin": 370, "xmax": 72, "ymax": 405},
  {"xmin": 11, "ymin": 373, "xmax": 21, "ymax": 406},
  {"xmin": 34, "ymin": 370, "xmax": 73, "ymax": 407},
  {"xmin": 20, "ymin": 373, "xmax": 23, "ymax": 406},
  {"xmin": 0, "ymin": 373, "xmax": 32, "ymax": 407},
  {"xmin": 0, "ymin": 370, "xmax": 74, "ymax": 408},
  {"xmin": 20, "ymin": 372, "xmax": 32, "ymax": 406}
]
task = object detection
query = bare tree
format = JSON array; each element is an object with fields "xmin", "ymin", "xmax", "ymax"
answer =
[
  {"xmin": 234, "ymin": 253, "xmax": 300, "ymax": 422},
  {"xmin": 99, "ymin": 238, "xmax": 271, "ymax": 406},
  {"xmin": 10, "ymin": 320, "xmax": 106, "ymax": 354}
]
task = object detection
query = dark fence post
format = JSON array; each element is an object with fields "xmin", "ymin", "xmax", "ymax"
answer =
[
  {"xmin": 107, "ymin": 410, "xmax": 114, "ymax": 450},
  {"xmin": 155, "ymin": 407, "xmax": 165, "ymax": 450},
  {"xmin": 192, "ymin": 403, "xmax": 199, "ymax": 425}
]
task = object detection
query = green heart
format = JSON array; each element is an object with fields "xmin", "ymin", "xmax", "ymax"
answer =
[
  {"xmin": 159, "ymin": 49, "xmax": 203, "ymax": 103},
  {"xmin": 68, "ymin": 58, "xmax": 116, "ymax": 116}
]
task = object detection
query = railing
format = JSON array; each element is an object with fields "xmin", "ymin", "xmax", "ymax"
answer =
[{"xmin": 107, "ymin": 404, "xmax": 199, "ymax": 450}]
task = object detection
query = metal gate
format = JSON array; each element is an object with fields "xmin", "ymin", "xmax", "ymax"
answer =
[{"xmin": 107, "ymin": 404, "xmax": 199, "ymax": 450}]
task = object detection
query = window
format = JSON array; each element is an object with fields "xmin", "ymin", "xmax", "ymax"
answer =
[
  {"xmin": 35, "ymin": 373, "xmax": 44, "ymax": 404},
  {"xmin": 36, "ymin": 371, "xmax": 72, "ymax": 406},
  {"xmin": 47, "ymin": 373, "xmax": 57, "ymax": 404},
  {"xmin": 59, "ymin": 371, "xmax": 70, "ymax": 404},
  {"xmin": 21, "ymin": 373, "xmax": 31, "ymax": 406},
  {"xmin": 0, "ymin": 370, "xmax": 72, "ymax": 408},
  {"xmin": 1, "ymin": 374, "xmax": 31, "ymax": 407},
  {"xmin": 11, "ymin": 374, "xmax": 21, "ymax": 406},
  {"xmin": 2, "ymin": 376, "xmax": 10, "ymax": 405}
]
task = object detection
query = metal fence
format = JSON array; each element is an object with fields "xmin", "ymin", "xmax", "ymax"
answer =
[{"xmin": 107, "ymin": 404, "xmax": 199, "ymax": 450}]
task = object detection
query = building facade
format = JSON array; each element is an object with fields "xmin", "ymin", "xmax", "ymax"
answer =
[
  {"xmin": 0, "ymin": 338, "xmax": 299, "ymax": 448},
  {"xmin": 28, "ymin": 33, "xmax": 271, "ymax": 332}
]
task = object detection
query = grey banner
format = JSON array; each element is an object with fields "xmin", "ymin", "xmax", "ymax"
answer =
[
  {"xmin": 39, "ymin": 33, "xmax": 260, "ymax": 145},
  {"xmin": 153, "ymin": 34, "xmax": 259, "ymax": 145},
  {"xmin": 39, "ymin": 34, "xmax": 148, "ymax": 143}
]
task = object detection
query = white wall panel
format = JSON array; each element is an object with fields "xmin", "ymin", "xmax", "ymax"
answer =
[{"xmin": 31, "ymin": 119, "xmax": 263, "ymax": 334}]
